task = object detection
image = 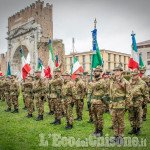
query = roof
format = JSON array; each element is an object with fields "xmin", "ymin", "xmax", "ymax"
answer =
[{"xmin": 137, "ymin": 40, "xmax": 150, "ymax": 46}]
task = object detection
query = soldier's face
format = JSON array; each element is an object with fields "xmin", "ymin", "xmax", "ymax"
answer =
[
  {"xmin": 94, "ymin": 71, "xmax": 101, "ymax": 77},
  {"xmin": 132, "ymin": 74, "xmax": 139, "ymax": 80},
  {"xmin": 55, "ymin": 72, "xmax": 60, "ymax": 76},
  {"xmin": 114, "ymin": 70, "xmax": 122, "ymax": 77},
  {"xmin": 35, "ymin": 72, "xmax": 41, "ymax": 77},
  {"xmin": 141, "ymin": 71, "xmax": 146, "ymax": 74},
  {"xmin": 86, "ymin": 75, "xmax": 90, "ymax": 80}
]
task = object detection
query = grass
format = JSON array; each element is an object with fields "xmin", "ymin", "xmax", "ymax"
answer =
[{"xmin": 0, "ymin": 94, "xmax": 150, "ymax": 150}]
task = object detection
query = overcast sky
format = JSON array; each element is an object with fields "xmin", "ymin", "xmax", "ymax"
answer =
[{"xmin": 0, "ymin": 0, "xmax": 150, "ymax": 55}]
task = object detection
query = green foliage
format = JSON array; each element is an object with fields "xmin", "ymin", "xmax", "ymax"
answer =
[
  {"xmin": 0, "ymin": 94, "xmax": 150, "ymax": 149},
  {"xmin": 123, "ymin": 75, "xmax": 131, "ymax": 81}
]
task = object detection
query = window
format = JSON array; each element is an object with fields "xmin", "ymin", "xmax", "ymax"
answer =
[
  {"xmin": 124, "ymin": 56, "xmax": 126, "ymax": 63},
  {"xmin": 119, "ymin": 55, "xmax": 121, "ymax": 62},
  {"xmin": 114, "ymin": 63, "xmax": 116, "ymax": 68},
  {"xmin": 83, "ymin": 64, "xmax": 86, "ymax": 70},
  {"xmin": 76, "ymin": 56, "xmax": 79, "ymax": 61},
  {"xmin": 124, "ymin": 64, "xmax": 126, "ymax": 70},
  {"xmin": 147, "ymin": 61, "xmax": 150, "ymax": 65},
  {"xmin": 70, "ymin": 57, "xmax": 72, "ymax": 65},
  {"xmin": 108, "ymin": 53, "xmax": 110, "ymax": 61},
  {"xmin": 108, "ymin": 62, "xmax": 110, "ymax": 70},
  {"xmin": 114, "ymin": 54, "xmax": 116, "ymax": 62},
  {"xmin": 147, "ymin": 52, "xmax": 150, "ymax": 59},
  {"xmin": 90, "ymin": 54, "xmax": 92, "ymax": 63},
  {"xmin": 83, "ymin": 55, "xmax": 86, "ymax": 63}
]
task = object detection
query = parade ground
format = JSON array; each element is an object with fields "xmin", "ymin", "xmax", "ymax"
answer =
[{"xmin": 0, "ymin": 93, "xmax": 150, "ymax": 150}]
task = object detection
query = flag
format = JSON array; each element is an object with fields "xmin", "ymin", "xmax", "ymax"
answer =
[
  {"xmin": 20, "ymin": 49, "xmax": 31, "ymax": 80},
  {"xmin": 48, "ymin": 40, "xmax": 55, "ymax": 76},
  {"xmin": 0, "ymin": 72, "xmax": 3, "ymax": 76},
  {"xmin": 7, "ymin": 62, "xmax": 11, "ymax": 76},
  {"xmin": 128, "ymin": 32, "xmax": 139, "ymax": 69},
  {"xmin": 71, "ymin": 57, "xmax": 84, "ymax": 80},
  {"xmin": 139, "ymin": 53, "xmax": 144, "ymax": 69},
  {"xmin": 38, "ymin": 58, "xmax": 47, "ymax": 77},
  {"xmin": 92, "ymin": 42, "xmax": 103, "ymax": 68},
  {"xmin": 55, "ymin": 55, "xmax": 59, "ymax": 67}
]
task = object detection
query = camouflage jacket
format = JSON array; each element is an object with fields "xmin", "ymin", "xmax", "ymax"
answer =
[
  {"xmin": 129, "ymin": 77, "xmax": 149, "ymax": 107},
  {"xmin": 23, "ymin": 82, "xmax": 34, "ymax": 97},
  {"xmin": 110, "ymin": 76, "xmax": 132, "ymax": 109},
  {"xmin": 49, "ymin": 75, "xmax": 63, "ymax": 98},
  {"xmin": 3, "ymin": 80, "xmax": 11, "ymax": 95},
  {"xmin": 10, "ymin": 79, "xmax": 20, "ymax": 96},
  {"xmin": 73, "ymin": 78, "xmax": 85, "ymax": 99}
]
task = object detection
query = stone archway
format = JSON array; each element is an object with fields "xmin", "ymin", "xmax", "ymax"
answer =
[{"xmin": 11, "ymin": 45, "xmax": 29, "ymax": 79}]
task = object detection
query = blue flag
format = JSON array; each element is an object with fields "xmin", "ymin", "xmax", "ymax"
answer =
[{"xmin": 7, "ymin": 62, "xmax": 11, "ymax": 76}]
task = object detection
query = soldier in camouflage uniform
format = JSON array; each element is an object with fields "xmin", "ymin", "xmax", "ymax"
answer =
[
  {"xmin": 140, "ymin": 66, "xmax": 150, "ymax": 121},
  {"xmin": 1, "ymin": 76, "xmax": 5, "ymax": 102},
  {"xmin": 86, "ymin": 73, "xmax": 94, "ymax": 123},
  {"xmin": 109, "ymin": 66, "xmax": 131, "ymax": 144},
  {"xmin": 21, "ymin": 79, "xmax": 27, "ymax": 110},
  {"xmin": 90, "ymin": 66, "xmax": 106, "ymax": 137},
  {"xmin": 23, "ymin": 75, "xmax": 34, "ymax": 118},
  {"xmin": 73, "ymin": 72, "xmax": 85, "ymax": 121},
  {"xmin": 10, "ymin": 75, "xmax": 20, "ymax": 113},
  {"xmin": 128, "ymin": 69, "xmax": 149, "ymax": 136},
  {"xmin": 50, "ymin": 67, "xmax": 63, "ymax": 125},
  {"xmin": 0, "ymin": 76, "xmax": 2, "ymax": 101},
  {"xmin": 4, "ymin": 76, "xmax": 11, "ymax": 112},
  {"xmin": 33, "ymin": 70, "xmax": 46, "ymax": 121},
  {"xmin": 61, "ymin": 71, "xmax": 74, "ymax": 130}
]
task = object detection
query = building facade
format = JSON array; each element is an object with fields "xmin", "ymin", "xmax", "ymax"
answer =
[
  {"xmin": 65, "ymin": 50, "xmax": 130, "ymax": 73},
  {"xmin": 137, "ymin": 40, "xmax": 150, "ymax": 75}
]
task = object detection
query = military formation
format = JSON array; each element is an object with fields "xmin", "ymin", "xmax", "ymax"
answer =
[{"xmin": 0, "ymin": 65, "xmax": 150, "ymax": 145}]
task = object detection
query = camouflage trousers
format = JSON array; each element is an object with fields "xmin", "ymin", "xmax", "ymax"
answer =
[
  {"xmin": 143, "ymin": 105, "xmax": 147, "ymax": 116},
  {"xmin": 5, "ymin": 94, "xmax": 11, "ymax": 108},
  {"xmin": 23, "ymin": 94, "xmax": 27, "ymax": 107},
  {"xmin": 0, "ymin": 91, "xmax": 2, "ymax": 100},
  {"xmin": 91, "ymin": 104, "xmax": 105, "ymax": 130},
  {"xmin": 25, "ymin": 96, "xmax": 34, "ymax": 115},
  {"xmin": 128, "ymin": 106, "xmax": 143, "ymax": 128},
  {"xmin": 11, "ymin": 95, "xmax": 19, "ymax": 109},
  {"xmin": 64, "ymin": 99, "xmax": 74, "ymax": 125},
  {"xmin": 48, "ymin": 99, "xmax": 55, "ymax": 112},
  {"xmin": 61, "ymin": 99, "xmax": 66, "ymax": 114},
  {"xmin": 75, "ymin": 99, "xmax": 84, "ymax": 117},
  {"xmin": 111, "ymin": 108, "xmax": 125, "ymax": 137},
  {"xmin": 35, "ymin": 94, "xmax": 45, "ymax": 115},
  {"xmin": 87, "ymin": 95, "xmax": 93, "ymax": 120},
  {"xmin": 54, "ymin": 98, "xmax": 62, "ymax": 120},
  {"xmin": 1, "ymin": 90, "xmax": 5, "ymax": 101}
]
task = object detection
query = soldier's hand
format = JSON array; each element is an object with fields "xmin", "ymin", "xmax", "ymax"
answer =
[
  {"xmin": 47, "ymin": 96, "xmax": 50, "ymax": 100},
  {"xmin": 142, "ymin": 103, "xmax": 146, "ymax": 109},
  {"xmin": 41, "ymin": 96, "xmax": 45, "ymax": 101}
]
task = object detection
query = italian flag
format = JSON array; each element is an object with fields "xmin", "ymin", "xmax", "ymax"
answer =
[
  {"xmin": 48, "ymin": 40, "xmax": 56, "ymax": 76},
  {"xmin": 20, "ymin": 49, "xmax": 31, "ymax": 80},
  {"xmin": 38, "ymin": 58, "xmax": 46, "ymax": 77},
  {"xmin": 128, "ymin": 32, "xmax": 139, "ymax": 69},
  {"xmin": 71, "ymin": 57, "xmax": 84, "ymax": 80}
]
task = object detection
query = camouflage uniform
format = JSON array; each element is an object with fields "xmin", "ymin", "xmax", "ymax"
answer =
[
  {"xmin": 128, "ymin": 69, "xmax": 149, "ymax": 135},
  {"xmin": 62, "ymin": 72, "xmax": 74, "ymax": 129},
  {"xmin": 73, "ymin": 72, "xmax": 85, "ymax": 121},
  {"xmin": 140, "ymin": 66, "xmax": 150, "ymax": 121},
  {"xmin": 0, "ymin": 77, "xmax": 5, "ymax": 102},
  {"xmin": 109, "ymin": 66, "xmax": 131, "ymax": 143},
  {"xmin": 21, "ymin": 80, "xmax": 27, "ymax": 110},
  {"xmin": 33, "ymin": 71, "xmax": 46, "ymax": 121},
  {"xmin": 23, "ymin": 76, "xmax": 34, "ymax": 118},
  {"xmin": 90, "ymin": 66, "xmax": 106, "ymax": 137},
  {"xmin": 4, "ymin": 76, "xmax": 11, "ymax": 111},
  {"xmin": 50, "ymin": 68, "xmax": 63, "ymax": 125},
  {"xmin": 10, "ymin": 76, "xmax": 20, "ymax": 113}
]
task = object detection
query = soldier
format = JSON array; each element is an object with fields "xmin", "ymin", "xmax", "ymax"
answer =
[
  {"xmin": 61, "ymin": 71, "xmax": 74, "ymax": 130},
  {"xmin": 10, "ymin": 75, "xmax": 20, "ymax": 113},
  {"xmin": 73, "ymin": 72, "xmax": 85, "ymax": 121},
  {"xmin": 23, "ymin": 75, "xmax": 34, "ymax": 118},
  {"xmin": 50, "ymin": 67, "xmax": 63, "ymax": 125},
  {"xmin": 1, "ymin": 76, "xmax": 5, "ymax": 102},
  {"xmin": 140, "ymin": 66, "xmax": 150, "ymax": 121},
  {"xmin": 128, "ymin": 69, "xmax": 149, "ymax": 136},
  {"xmin": 21, "ymin": 79, "xmax": 27, "ymax": 110},
  {"xmin": 109, "ymin": 65, "xmax": 131, "ymax": 144},
  {"xmin": 33, "ymin": 70, "xmax": 46, "ymax": 121},
  {"xmin": 89, "ymin": 66, "xmax": 107, "ymax": 137},
  {"xmin": 4, "ymin": 76, "xmax": 11, "ymax": 112},
  {"xmin": 86, "ymin": 73, "xmax": 94, "ymax": 123}
]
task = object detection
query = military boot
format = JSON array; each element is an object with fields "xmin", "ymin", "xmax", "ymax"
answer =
[
  {"xmin": 12, "ymin": 109, "xmax": 18, "ymax": 113},
  {"xmin": 136, "ymin": 128, "xmax": 141, "ymax": 136},
  {"xmin": 87, "ymin": 119, "xmax": 93, "ymax": 123},
  {"xmin": 143, "ymin": 115, "xmax": 146, "ymax": 121},
  {"xmin": 2, "ymin": 100, "xmax": 5, "ymax": 102},
  {"xmin": 33, "ymin": 108, "xmax": 35, "ymax": 112},
  {"xmin": 78, "ymin": 116, "xmax": 82, "ymax": 121},
  {"xmin": 91, "ymin": 129, "xmax": 98, "ymax": 136},
  {"xmin": 26, "ymin": 114, "xmax": 32, "ymax": 118},
  {"xmin": 5, "ymin": 108, "xmax": 11, "ymax": 112},
  {"xmin": 54, "ymin": 119, "xmax": 61, "ymax": 125},
  {"xmin": 74, "ymin": 115, "xmax": 79, "ymax": 120},
  {"xmin": 62, "ymin": 112, "xmax": 65, "ymax": 118},
  {"xmin": 128, "ymin": 128, "xmax": 136, "ymax": 134},
  {"xmin": 109, "ymin": 136, "xmax": 118, "ymax": 143},
  {"xmin": 50, "ymin": 118, "xmax": 57, "ymax": 124},
  {"xmin": 65, "ymin": 122, "xmax": 69, "ymax": 129},
  {"xmin": 96, "ymin": 130, "xmax": 103, "ymax": 137},
  {"xmin": 35, "ymin": 115, "xmax": 40, "ymax": 121},
  {"xmin": 66, "ymin": 124, "xmax": 73, "ymax": 130},
  {"xmin": 22, "ymin": 106, "xmax": 27, "ymax": 110},
  {"xmin": 35, "ymin": 115, "xmax": 43, "ymax": 121}
]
